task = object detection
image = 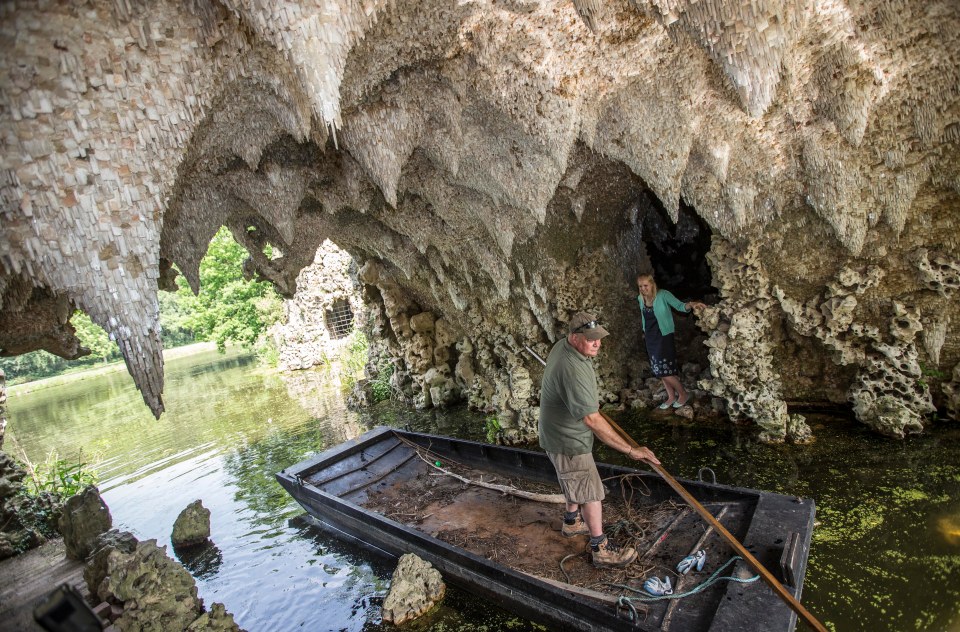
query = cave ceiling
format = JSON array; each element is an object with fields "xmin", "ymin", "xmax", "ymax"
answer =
[{"xmin": 1, "ymin": 0, "xmax": 958, "ymax": 438}]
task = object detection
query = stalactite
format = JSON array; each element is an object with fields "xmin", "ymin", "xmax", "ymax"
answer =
[{"xmin": 1, "ymin": 0, "xmax": 958, "ymax": 437}]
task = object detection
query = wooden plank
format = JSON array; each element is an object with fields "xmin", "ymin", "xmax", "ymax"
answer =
[
  {"xmin": 0, "ymin": 539, "xmax": 88, "ymax": 632},
  {"xmin": 780, "ymin": 532, "xmax": 801, "ymax": 588}
]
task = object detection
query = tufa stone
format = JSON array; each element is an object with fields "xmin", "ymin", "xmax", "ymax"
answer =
[
  {"xmin": 59, "ymin": 485, "xmax": 112, "ymax": 561},
  {"xmin": 381, "ymin": 553, "xmax": 446, "ymax": 625},
  {"xmin": 172, "ymin": 499, "xmax": 211, "ymax": 548}
]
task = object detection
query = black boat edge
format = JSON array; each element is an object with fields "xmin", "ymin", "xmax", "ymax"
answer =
[{"xmin": 276, "ymin": 426, "xmax": 817, "ymax": 632}]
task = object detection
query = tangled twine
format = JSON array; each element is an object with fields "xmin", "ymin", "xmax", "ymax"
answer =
[{"xmin": 609, "ymin": 556, "xmax": 760, "ymax": 622}]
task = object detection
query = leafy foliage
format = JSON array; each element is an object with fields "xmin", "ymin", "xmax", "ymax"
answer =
[
  {"xmin": 25, "ymin": 449, "xmax": 99, "ymax": 498},
  {"xmin": 71, "ymin": 311, "xmax": 123, "ymax": 362},
  {"xmin": 175, "ymin": 227, "xmax": 284, "ymax": 351},
  {"xmin": 14, "ymin": 492, "xmax": 63, "ymax": 545},
  {"xmin": 158, "ymin": 290, "xmax": 196, "ymax": 347},
  {"xmin": 340, "ymin": 330, "xmax": 369, "ymax": 388},
  {"xmin": 0, "ymin": 350, "xmax": 70, "ymax": 384},
  {"xmin": 369, "ymin": 362, "xmax": 394, "ymax": 403},
  {"xmin": 5, "ymin": 449, "xmax": 98, "ymax": 551},
  {"xmin": 485, "ymin": 415, "xmax": 502, "ymax": 444}
]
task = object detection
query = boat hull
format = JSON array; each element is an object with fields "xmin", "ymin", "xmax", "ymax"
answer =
[{"xmin": 276, "ymin": 426, "xmax": 816, "ymax": 632}]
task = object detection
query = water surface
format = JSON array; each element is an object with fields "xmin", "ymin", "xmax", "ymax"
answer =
[{"xmin": 5, "ymin": 349, "xmax": 960, "ymax": 631}]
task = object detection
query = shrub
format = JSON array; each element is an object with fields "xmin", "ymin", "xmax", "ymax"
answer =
[
  {"xmin": 26, "ymin": 449, "xmax": 99, "ymax": 498},
  {"xmin": 370, "ymin": 362, "xmax": 394, "ymax": 403},
  {"xmin": 485, "ymin": 416, "xmax": 502, "ymax": 444}
]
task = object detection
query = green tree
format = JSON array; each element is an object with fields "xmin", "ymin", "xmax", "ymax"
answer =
[
  {"xmin": 71, "ymin": 311, "xmax": 122, "ymax": 363},
  {"xmin": 176, "ymin": 227, "xmax": 284, "ymax": 351},
  {"xmin": 158, "ymin": 289, "xmax": 195, "ymax": 347},
  {"xmin": 0, "ymin": 350, "xmax": 68, "ymax": 383}
]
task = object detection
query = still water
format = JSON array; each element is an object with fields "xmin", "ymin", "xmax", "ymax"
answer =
[{"xmin": 5, "ymin": 347, "xmax": 960, "ymax": 631}]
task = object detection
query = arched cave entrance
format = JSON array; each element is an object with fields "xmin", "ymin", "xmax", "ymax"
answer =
[{"xmin": 631, "ymin": 192, "xmax": 717, "ymax": 373}]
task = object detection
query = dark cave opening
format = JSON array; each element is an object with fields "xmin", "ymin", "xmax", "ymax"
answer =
[{"xmin": 638, "ymin": 193, "xmax": 717, "ymax": 303}]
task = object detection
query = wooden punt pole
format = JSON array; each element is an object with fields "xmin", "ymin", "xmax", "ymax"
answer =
[{"xmin": 598, "ymin": 411, "xmax": 827, "ymax": 632}]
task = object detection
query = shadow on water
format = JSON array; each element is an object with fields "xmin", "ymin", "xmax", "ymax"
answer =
[
  {"xmin": 5, "ymin": 348, "xmax": 960, "ymax": 631},
  {"xmin": 174, "ymin": 541, "xmax": 224, "ymax": 580}
]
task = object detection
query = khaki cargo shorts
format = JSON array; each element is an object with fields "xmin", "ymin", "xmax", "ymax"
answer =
[{"xmin": 546, "ymin": 451, "xmax": 606, "ymax": 505}]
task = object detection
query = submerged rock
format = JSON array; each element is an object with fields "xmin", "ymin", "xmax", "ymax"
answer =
[
  {"xmin": 173, "ymin": 500, "xmax": 212, "ymax": 548},
  {"xmin": 187, "ymin": 601, "xmax": 244, "ymax": 632},
  {"xmin": 786, "ymin": 414, "xmax": 814, "ymax": 444},
  {"xmin": 381, "ymin": 553, "xmax": 446, "ymax": 625}
]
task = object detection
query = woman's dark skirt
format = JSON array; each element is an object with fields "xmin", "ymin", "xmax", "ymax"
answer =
[{"xmin": 642, "ymin": 305, "xmax": 679, "ymax": 377}]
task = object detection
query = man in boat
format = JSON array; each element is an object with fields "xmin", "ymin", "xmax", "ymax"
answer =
[{"xmin": 538, "ymin": 311, "xmax": 661, "ymax": 568}]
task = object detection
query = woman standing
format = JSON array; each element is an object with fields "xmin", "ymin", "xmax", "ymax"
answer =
[{"xmin": 636, "ymin": 274, "xmax": 706, "ymax": 409}]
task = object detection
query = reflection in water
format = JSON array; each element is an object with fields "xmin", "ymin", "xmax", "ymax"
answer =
[
  {"xmin": 278, "ymin": 368, "xmax": 366, "ymax": 447},
  {"xmin": 5, "ymin": 348, "xmax": 960, "ymax": 632},
  {"xmin": 174, "ymin": 541, "xmax": 223, "ymax": 580},
  {"xmin": 939, "ymin": 515, "xmax": 960, "ymax": 546}
]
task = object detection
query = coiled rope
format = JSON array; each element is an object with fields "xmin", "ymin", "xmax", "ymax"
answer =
[{"xmin": 610, "ymin": 556, "xmax": 761, "ymax": 622}]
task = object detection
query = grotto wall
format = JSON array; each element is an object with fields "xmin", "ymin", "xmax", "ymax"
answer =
[
  {"xmin": 1, "ymin": 0, "xmax": 959, "ymax": 440},
  {"xmin": 270, "ymin": 239, "xmax": 364, "ymax": 371}
]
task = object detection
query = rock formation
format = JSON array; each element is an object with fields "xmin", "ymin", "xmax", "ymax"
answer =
[
  {"xmin": 86, "ymin": 529, "xmax": 243, "ymax": 631},
  {"xmin": 271, "ymin": 239, "xmax": 364, "ymax": 371},
  {"xmin": 1, "ymin": 0, "xmax": 959, "ymax": 440},
  {"xmin": 381, "ymin": 553, "xmax": 446, "ymax": 625},
  {"xmin": 0, "ymin": 369, "xmax": 6, "ymax": 448},
  {"xmin": 0, "ymin": 451, "xmax": 62, "ymax": 560},
  {"xmin": 172, "ymin": 499, "xmax": 212, "ymax": 549},
  {"xmin": 59, "ymin": 484, "xmax": 112, "ymax": 560}
]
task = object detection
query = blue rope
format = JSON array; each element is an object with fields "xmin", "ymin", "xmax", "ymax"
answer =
[{"xmin": 611, "ymin": 556, "xmax": 760, "ymax": 614}]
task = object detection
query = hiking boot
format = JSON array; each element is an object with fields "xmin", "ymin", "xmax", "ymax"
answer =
[
  {"xmin": 591, "ymin": 537, "xmax": 637, "ymax": 568},
  {"xmin": 561, "ymin": 513, "xmax": 590, "ymax": 537}
]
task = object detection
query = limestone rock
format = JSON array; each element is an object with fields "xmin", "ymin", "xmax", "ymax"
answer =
[
  {"xmin": 698, "ymin": 238, "xmax": 794, "ymax": 442},
  {"xmin": 0, "ymin": 451, "xmax": 60, "ymax": 560},
  {"xmin": 0, "ymin": 450, "xmax": 25, "ymax": 502},
  {"xmin": 409, "ymin": 312, "xmax": 436, "ymax": 334},
  {"xmin": 944, "ymin": 363, "xmax": 960, "ymax": 421},
  {"xmin": 674, "ymin": 405, "xmax": 695, "ymax": 421},
  {"xmin": 381, "ymin": 553, "xmax": 446, "ymax": 625},
  {"xmin": 59, "ymin": 485, "xmax": 112, "ymax": 561},
  {"xmin": 84, "ymin": 532, "xmax": 243, "ymax": 631},
  {"xmin": 270, "ymin": 240, "xmax": 364, "ymax": 371},
  {"xmin": 1, "ymin": 0, "xmax": 959, "ymax": 441},
  {"xmin": 0, "ymin": 369, "xmax": 6, "ymax": 448},
  {"xmin": 84, "ymin": 529, "xmax": 140, "ymax": 598},
  {"xmin": 172, "ymin": 500, "xmax": 212, "ymax": 548},
  {"xmin": 187, "ymin": 602, "xmax": 243, "ymax": 632},
  {"xmin": 786, "ymin": 414, "xmax": 813, "ymax": 444},
  {"xmin": 91, "ymin": 539, "xmax": 205, "ymax": 630},
  {"xmin": 777, "ymin": 269, "xmax": 936, "ymax": 438}
]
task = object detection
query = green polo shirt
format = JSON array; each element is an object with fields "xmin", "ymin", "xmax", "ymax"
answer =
[{"xmin": 538, "ymin": 338, "xmax": 599, "ymax": 456}]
